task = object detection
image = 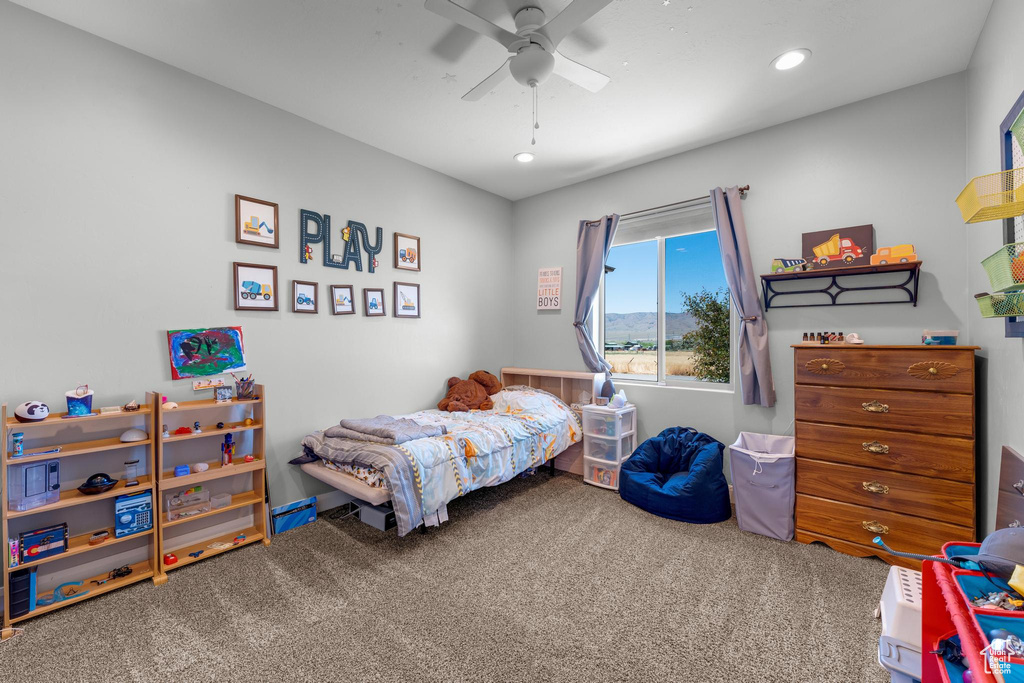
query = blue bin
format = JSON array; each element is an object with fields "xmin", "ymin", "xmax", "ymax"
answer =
[
  {"xmin": 973, "ymin": 614, "xmax": 1024, "ymax": 682},
  {"xmin": 954, "ymin": 571, "xmax": 1014, "ymax": 607}
]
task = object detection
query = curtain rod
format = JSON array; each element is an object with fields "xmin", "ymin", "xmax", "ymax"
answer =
[{"xmin": 617, "ymin": 185, "xmax": 749, "ymax": 220}]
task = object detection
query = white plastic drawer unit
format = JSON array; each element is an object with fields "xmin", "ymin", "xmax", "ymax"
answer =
[
  {"xmin": 582, "ymin": 404, "xmax": 636, "ymax": 439},
  {"xmin": 584, "ymin": 456, "xmax": 621, "ymax": 490},
  {"xmin": 583, "ymin": 432, "xmax": 636, "ymax": 463}
]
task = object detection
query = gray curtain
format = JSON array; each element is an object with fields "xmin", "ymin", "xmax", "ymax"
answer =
[
  {"xmin": 574, "ymin": 215, "xmax": 620, "ymax": 387},
  {"xmin": 710, "ymin": 187, "xmax": 776, "ymax": 407}
]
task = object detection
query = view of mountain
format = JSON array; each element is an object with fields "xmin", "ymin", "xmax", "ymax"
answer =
[{"xmin": 603, "ymin": 312, "xmax": 696, "ymax": 342}]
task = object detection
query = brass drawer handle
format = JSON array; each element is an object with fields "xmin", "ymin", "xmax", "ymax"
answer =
[
  {"xmin": 862, "ymin": 520, "xmax": 889, "ymax": 534},
  {"xmin": 862, "ymin": 440, "xmax": 890, "ymax": 454},
  {"xmin": 1014, "ymin": 480, "xmax": 1024, "ymax": 496},
  {"xmin": 1011, "ymin": 520, "xmax": 1022, "ymax": 528},
  {"xmin": 862, "ymin": 481, "xmax": 890, "ymax": 495},
  {"xmin": 862, "ymin": 400, "xmax": 889, "ymax": 413}
]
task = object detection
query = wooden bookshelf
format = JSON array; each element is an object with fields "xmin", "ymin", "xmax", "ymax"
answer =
[
  {"xmin": 154, "ymin": 385, "xmax": 269, "ymax": 584},
  {"xmin": 1, "ymin": 394, "xmax": 160, "ymax": 635}
]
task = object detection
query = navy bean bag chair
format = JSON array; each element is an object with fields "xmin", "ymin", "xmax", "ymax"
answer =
[{"xmin": 619, "ymin": 427, "xmax": 731, "ymax": 524}]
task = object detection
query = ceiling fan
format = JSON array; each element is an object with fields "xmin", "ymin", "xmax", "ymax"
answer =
[{"xmin": 424, "ymin": 0, "xmax": 613, "ymax": 101}]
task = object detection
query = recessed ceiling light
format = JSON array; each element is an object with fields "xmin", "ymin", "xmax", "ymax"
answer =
[
  {"xmin": 771, "ymin": 48, "xmax": 811, "ymax": 71},
  {"xmin": 514, "ymin": 152, "xmax": 535, "ymax": 163}
]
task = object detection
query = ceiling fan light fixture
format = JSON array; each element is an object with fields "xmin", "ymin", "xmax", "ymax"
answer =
[
  {"xmin": 771, "ymin": 48, "xmax": 811, "ymax": 71},
  {"xmin": 514, "ymin": 152, "xmax": 535, "ymax": 163}
]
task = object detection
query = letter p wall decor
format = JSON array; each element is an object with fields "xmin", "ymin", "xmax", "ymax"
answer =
[{"xmin": 300, "ymin": 209, "xmax": 382, "ymax": 273}]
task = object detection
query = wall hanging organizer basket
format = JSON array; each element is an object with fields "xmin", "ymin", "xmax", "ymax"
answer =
[
  {"xmin": 956, "ymin": 167, "xmax": 1024, "ymax": 223},
  {"xmin": 975, "ymin": 290, "xmax": 1024, "ymax": 318},
  {"xmin": 982, "ymin": 241, "xmax": 1024, "ymax": 292}
]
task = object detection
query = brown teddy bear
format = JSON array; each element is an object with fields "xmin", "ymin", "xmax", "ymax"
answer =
[{"xmin": 437, "ymin": 370, "xmax": 503, "ymax": 412}]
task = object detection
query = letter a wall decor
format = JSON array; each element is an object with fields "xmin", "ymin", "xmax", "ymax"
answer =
[{"xmin": 300, "ymin": 209, "xmax": 383, "ymax": 273}]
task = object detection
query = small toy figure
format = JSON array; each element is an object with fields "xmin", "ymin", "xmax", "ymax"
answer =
[
  {"xmin": 174, "ymin": 426, "xmax": 192, "ymax": 435},
  {"xmin": 233, "ymin": 534, "xmax": 246, "ymax": 545},
  {"xmin": 243, "ymin": 454, "xmax": 255, "ymax": 463},
  {"xmin": 244, "ymin": 417, "xmax": 254, "ymax": 426},
  {"xmin": 221, "ymin": 433, "xmax": 235, "ymax": 466},
  {"xmin": 189, "ymin": 550, "xmax": 204, "ymax": 559},
  {"xmin": 122, "ymin": 400, "xmax": 140, "ymax": 412},
  {"xmin": 162, "ymin": 424, "xmax": 169, "ymax": 438},
  {"xmin": 216, "ymin": 421, "xmax": 225, "ymax": 429},
  {"xmin": 193, "ymin": 421, "xmax": 202, "ymax": 434},
  {"xmin": 163, "ymin": 553, "xmax": 178, "ymax": 565}
]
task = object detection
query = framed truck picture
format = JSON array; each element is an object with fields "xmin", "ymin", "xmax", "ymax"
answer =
[
  {"xmin": 800, "ymin": 225, "xmax": 874, "ymax": 270},
  {"xmin": 233, "ymin": 262, "xmax": 279, "ymax": 311}
]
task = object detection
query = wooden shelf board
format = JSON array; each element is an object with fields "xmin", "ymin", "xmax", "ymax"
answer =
[
  {"xmin": 163, "ymin": 525, "xmax": 263, "ymax": 571},
  {"xmin": 6, "ymin": 476, "xmax": 153, "ymax": 519},
  {"xmin": 5, "ymin": 405, "xmax": 152, "ymax": 430},
  {"xmin": 9, "ymin": 559, "xmax": 154, "ymax": 623},
  {"xmin": 161, "ymin": 491, "xmax": 261, "ymax": 528},
  {"xmin": 4, "ymin": 436, "xmax": 151, "ymax": 465},
  {"xmin": 760, "ymin": 260, "xmax": 922, "ymax": 282},
  {"xmin": 160, "ymin": 397, "xmax": 262, "ymax": 414},
  {"xmin": 7, "ymin": 526, "xmax": 154, "ymax": 573},
  {"xmin": 162, "ymin": 420, "xmax": 262, "ymax": 443},
  {"xmin": 159, "ymin": 458, "xmax": 264, "ymax": 487}
]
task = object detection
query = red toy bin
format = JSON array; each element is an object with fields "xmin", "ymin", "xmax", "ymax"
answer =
[
  {"xmin": 942, "ymin": 541, "xmax": 981, "ymax": 559},
  {"xmin": 971, "ymin": 613, "xmax": 1024, "ymax": 682},
  {"xmin": 951, "ymin": 568, "xmax": 1024, "ymax": 619},
  {"xmin": 933, "ymin": 630, "xmax": 969, "ymax": 683}
]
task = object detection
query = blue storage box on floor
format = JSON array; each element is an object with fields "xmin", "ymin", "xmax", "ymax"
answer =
[{"xmin": 619, "ymin": 427, "xmax": 731, "ymax": 524}]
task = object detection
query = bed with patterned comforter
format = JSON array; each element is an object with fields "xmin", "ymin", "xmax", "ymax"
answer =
[{"xmin": 298, "ymin": 387, "xmax": 580, "ymax": 535}]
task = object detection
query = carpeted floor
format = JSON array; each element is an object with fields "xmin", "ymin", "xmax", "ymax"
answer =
[{"xmin": 0, "ymin": 472, "xmax": 890, "ymax": 682}]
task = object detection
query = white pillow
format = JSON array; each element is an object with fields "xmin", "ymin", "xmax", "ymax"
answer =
[{"xmin": 490, "ymin": 389, "xmax": 551, "ymax": 414}]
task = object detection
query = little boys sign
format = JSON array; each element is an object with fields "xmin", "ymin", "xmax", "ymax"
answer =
[{"xmin": 537, "ymin": 267, "xmax": 562, "ymax": 310}]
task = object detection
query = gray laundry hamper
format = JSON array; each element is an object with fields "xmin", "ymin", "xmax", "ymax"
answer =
[{"xmin": 728, "ymin": 432, "xmax": 796, "ymax": 541}]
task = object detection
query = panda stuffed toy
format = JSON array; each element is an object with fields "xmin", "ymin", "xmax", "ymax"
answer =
[{"xmin": 14, "ymin": 401, "xmax": 49, "ymax": 423}]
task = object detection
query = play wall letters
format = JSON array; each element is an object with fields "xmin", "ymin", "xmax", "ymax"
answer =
[{"xmin": 300, "ymin": 209, "xmax": 383, "ymax": 273}]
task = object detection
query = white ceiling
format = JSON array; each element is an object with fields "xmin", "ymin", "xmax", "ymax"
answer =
[{"xmin": 13, "ymin": 0, "xmax": 992, "ymax": 200}]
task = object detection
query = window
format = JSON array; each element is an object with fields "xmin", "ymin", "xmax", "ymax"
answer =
[{"xmin": 599, "ymin": 199, "xmax": 732, "ymax": 385}]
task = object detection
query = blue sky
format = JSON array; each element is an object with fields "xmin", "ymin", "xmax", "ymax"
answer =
[{"xmin": 604, "ymin": 230, "xmax": 728, "ymax": 314}]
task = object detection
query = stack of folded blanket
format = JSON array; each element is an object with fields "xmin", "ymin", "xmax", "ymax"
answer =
[{"xmin": 324, "ymin": 415, "xmax": 446, "ymax": 445}]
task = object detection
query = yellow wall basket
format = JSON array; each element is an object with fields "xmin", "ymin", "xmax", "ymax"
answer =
[{"xmin": 957, "ymin": 167, "xmax": 1024, "ymax": 223}]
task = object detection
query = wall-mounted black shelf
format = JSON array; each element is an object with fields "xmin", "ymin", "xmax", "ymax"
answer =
[{"xmin": 760, "ymin": 261, "xmax": 922, "ymax": 310}]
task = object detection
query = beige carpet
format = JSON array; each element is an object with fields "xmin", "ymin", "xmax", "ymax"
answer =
[{"xmin": 0, "ymin": 472, "xmax": 890, "ymax": 682}]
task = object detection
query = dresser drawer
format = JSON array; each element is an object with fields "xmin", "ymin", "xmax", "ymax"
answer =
[
  {"xmin": 795, "ymin": 459, "xmax": 974, "ymax": 526},
  {"xmin": 794, "ymin": 348, "xmax": 975, "ymax": 394},
  {"xmin": 796, "ymin": 494, "xmax": 974, "ymax": 556},
  {"xmin": 795, "ymin": 421, "xmax": 974, "ymax": 482},
  {"xmin": 995, "ymin": 490, "xmax": 1024, "ymax": 530},
  {"xmin": 794, "ymin": 385, "xmax": 974, "ymax": 437}
]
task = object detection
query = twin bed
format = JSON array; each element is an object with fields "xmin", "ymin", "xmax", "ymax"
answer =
[{"xmin": 297, "ymin": 368, "xmax": 598, "ymax": 535}]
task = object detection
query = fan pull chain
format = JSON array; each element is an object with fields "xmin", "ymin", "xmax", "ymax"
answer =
[{"xmin": 531, "ymin": 82, "xmax": 539, "ymax": 146}]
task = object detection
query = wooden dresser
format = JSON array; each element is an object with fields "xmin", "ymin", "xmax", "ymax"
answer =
[{"xmin": 793, "ymin": 345, "xmax": 978, "ymax": 568}]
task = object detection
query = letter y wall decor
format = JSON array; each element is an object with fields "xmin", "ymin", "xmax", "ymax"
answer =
[{"xmin": 300, "ymin": 209, "xmax": 382, "ymax": 273}]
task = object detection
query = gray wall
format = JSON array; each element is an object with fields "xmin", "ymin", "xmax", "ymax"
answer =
[
  {"xmin": 512, "ymin": 74, "xmax": 970, "ymax": 472},
  {"xmin": 0, "ymin": 2, "xmax": 512, "ymax": 508},
  {"xmin": 965, "ymin": 0, "xmax": 1024, "ymax": 533}
]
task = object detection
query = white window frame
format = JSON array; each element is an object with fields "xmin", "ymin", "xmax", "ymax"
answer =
[{"xmin": 595, "ymin": 203, "xmax": 735, "ymax": 392}]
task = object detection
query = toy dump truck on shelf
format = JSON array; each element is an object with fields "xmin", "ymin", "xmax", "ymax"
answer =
[
  {"xmin": 812, "ymin": 233, "xmax": 864, "ymax": 266},
  {"xmin": 770, "ymin": 258, "xmax": 810, "ymax": 273},
  {"xmin": 240, "ymin": 281, "xmax": 272, "ymax": 300}
]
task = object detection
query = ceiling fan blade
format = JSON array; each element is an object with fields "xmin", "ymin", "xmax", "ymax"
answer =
[
  {"xmin": 553, "ymin": 51, "xmax": 610, "ymax": 93},
  {"xmin": 424, "ymin": 0, "xmax": 524, "ymax": 51},
  {"xmin": 536, "ymin": 0, "xmax": 614, "ymax": 49},
  {"xmin": 462, "ymin": 57, "xmax": 512, "ymax": 101}
]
